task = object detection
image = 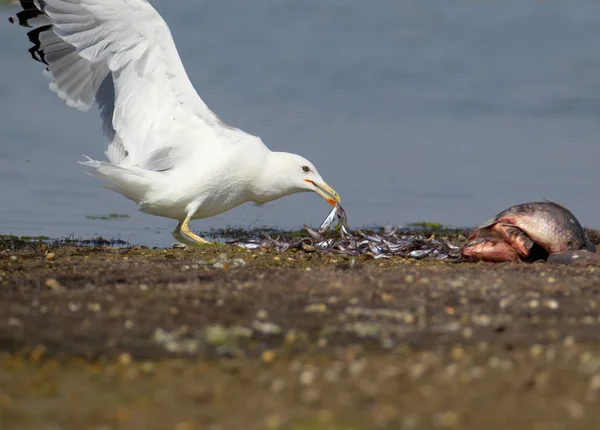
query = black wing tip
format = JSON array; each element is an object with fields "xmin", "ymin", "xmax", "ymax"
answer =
[
  {"xmin": 8, "ymin": 1, "xmax": 47, "ymax": 28},
  {"xmin": 25, "ymin": 24, "xmax": 51, "ymax": 65},
  {"xmin": 10, "ymin": 0, "xmax": 53, "ymax": 67}
]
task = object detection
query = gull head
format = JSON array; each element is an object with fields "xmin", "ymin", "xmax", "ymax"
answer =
[{"xmin": 254, "ymin": 152, "xmax": 340, "ymax": 206}]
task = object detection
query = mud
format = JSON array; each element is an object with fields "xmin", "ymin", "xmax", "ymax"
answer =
[{"xmin": 2, "ymin": 231, "xmax": 600, "ymax": 429}]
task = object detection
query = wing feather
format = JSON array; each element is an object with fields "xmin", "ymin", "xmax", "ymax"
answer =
[{"xmin": 11, "ymin": 0, "xmax": 242, "ymax": 168}]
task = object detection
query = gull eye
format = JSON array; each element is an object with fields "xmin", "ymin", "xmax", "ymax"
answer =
[{"xmin": 302, "ymin": 165, "xmax": 310, "ymax": 173}]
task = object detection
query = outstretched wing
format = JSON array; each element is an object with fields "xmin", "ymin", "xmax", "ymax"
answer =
[{"xmin": 11, "ymin": 0, "xmax": 241, "ymax": 168}]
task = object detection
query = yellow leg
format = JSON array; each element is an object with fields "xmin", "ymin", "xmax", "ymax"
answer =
[
  {"xmin": 176, "ymin": 215, "xmax": 210, "ymax": 245},
  {"xmin": 172, "ymin": 222, "xmax": 195, "ymax": 246}
]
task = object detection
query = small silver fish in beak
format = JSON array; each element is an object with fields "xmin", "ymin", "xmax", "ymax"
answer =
[{"xmin": 319, "ymin": 203, "xmax": 348, "ymax": 233}]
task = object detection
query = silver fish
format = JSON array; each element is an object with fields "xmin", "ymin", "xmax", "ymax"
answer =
[
  {"xmin": 235, "ymin": 242, "xmax": 261, "ymax": 249},
  {"xmin": 409, "ymin": 249, "xmax": 432, "ymax": 259},
  {"xmin": 304, "ymin": 225, "xmax": 324, "ymax": 242},
  {"xmin": 319, "ymin": 206, "xmax": 338, "ymax": 233},
  {"xmin": 319, "ymin": 204, "xmax": 348, "ymax": 233}
]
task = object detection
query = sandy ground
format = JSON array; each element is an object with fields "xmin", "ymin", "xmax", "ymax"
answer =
[{"xmin": 2, "ymin": 233, "xmax": 600, "ymax": 430}]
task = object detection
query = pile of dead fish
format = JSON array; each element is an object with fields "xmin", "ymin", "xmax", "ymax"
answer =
[
  {"xmin": 228, "ymin": 201, "xmax": 598, "ymax": 264},
  {"xmin": 229, "ymin": 226, "xmax": 463, "ymax": 260},
  {"xmin": 228, "ymin": 205, "xmax": 463, "ymax": 261}
]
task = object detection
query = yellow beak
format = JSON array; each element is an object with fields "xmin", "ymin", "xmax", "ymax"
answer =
[{"xmin": 305, "ymin": 179, "xmax": 341, "ymax": 206}]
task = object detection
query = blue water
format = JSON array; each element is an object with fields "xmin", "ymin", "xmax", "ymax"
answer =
[{"xmin": 1, "ymin": 0, "xmax": 600, "ymax": 247}]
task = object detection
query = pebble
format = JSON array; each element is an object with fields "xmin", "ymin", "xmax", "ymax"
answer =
[
  {"xmin": 232, "ymin": 258, "xmax": 246, "ymax": 268},
  {"xmin": 304, "ymin": 303, "xmax": 328, "ymax": 313},
  {"xmin": 530, "ymin": 344, "xmax": 544, "ymax": 358},
  {"xmin": 545, "ymin": 299, "xmax": 559, "ymax": 309},
  {"xmin": 528, "ymin": 299, "xmax": 539, "ymax": 309},
  {"xmin": 285, "ymin": 331, "xmax": 298, "ymax": 345},
  {"xmin": 488, "ymin": 357, "xmax": 513, "ymax": 370},
  {"xmin": 448, "ymin": 279, "xmax": 465, "ymax": 288},
  {"xmin": 564, "ymin": 400, "xmax": 584, "ymax": 419},
  {"xmin": 451, "ymin": 346, "xmax": 465, "ymax": 361},
  {"xmin": 578, "ymin": 316, "xmax": 593, "ymax": 325},
  {"xmin": 45, "ymin": 278, "xmax": 62, "ymax": 291},
  {"xmin": 204, "ymin": 326, "xmax": 228, "ymax": 344},
  {"xmin": 589, "ymin": 374, "xmax": 600, "ymax": 391},
  {"xmin": 410, "ymin": 363, "xmax": 427, "ymax": 380},
  {"xmin": 300, "ymin": 369, "xmax": 316, "ymax": 385},
  {"xmin": 252, "ymin": 321, "xmax": 281, "ymax": 335},
  {"xmin": 141, "ymin": 362, "xmax": 155, "ymax": 374},
  {"xmin": 118, "ymin": 353, "xmax": 132, "ymax": 365},
  {"xmin": 380, "ymin": 338, "xmax": 394, "ymax": 349},
  {"xmin": 30, "ymin": 345, "xmax": 46, "ymax": 361},
  {"xmin": 467, "ymin": 366, "xmax": 484, "ymax": 380},
  {"xmin": 348, "ymin": 359, "xmax": 366, "ymax": 376},
  {"xmin": 301, "ymin": 244, "xmax": 316, "ymax": 253},
  {"xmin": 472, "ymin": 315, "xmax": 491, "ymax": 326},
  {"xmin": 87, "ymin": 303, "xmax": 102, "ymax": 312},
  {"xmin": 7, "ymin": 317, "xmax": 22, "ymax": 327},
  {"xmin": 68, "ymin": 302, "xmax": 81, "ymax": 312},
  {"xmin": 256, "ymin": 309, "xmax": 268, "ymax": 320},
  {"xmin": 499, "ymin": 298, "xmax": 511, "ymax": 309},
  {"xmin": 261, "ymin": 350, "xmax": 276, "ymax": 363},
  {"xmin": 374, "ymin": 291, "xmax": 393, "ymax": 303}
]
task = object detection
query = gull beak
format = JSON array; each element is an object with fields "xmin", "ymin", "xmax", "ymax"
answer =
[{"xmin": 305, "ymin": 179, "xmax": 341, "ymax": 206}]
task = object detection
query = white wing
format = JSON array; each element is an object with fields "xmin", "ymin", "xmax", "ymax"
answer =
[{"xmin": 12, "ymin": 0, "xmax": 243, "ymax": 169}]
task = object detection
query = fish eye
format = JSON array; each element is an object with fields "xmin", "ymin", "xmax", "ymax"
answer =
[{"xmin": 302, "ymin": 165, "xmax": 310, "ymax": 173}]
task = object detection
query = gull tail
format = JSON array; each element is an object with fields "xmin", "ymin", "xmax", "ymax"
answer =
[{"xmin": 80, "ymin": 156, "xmax": 155, "ymax": 205}]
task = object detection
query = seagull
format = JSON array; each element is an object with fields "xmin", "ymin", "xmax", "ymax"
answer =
[{"xmin": 9, "ymin": 0, "xmax": 341, "ymax": 245}]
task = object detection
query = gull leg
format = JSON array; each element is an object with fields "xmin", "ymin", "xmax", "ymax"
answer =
[
  {"xmin": 172, "ymin": 221, "xmax": 197, "ymax": 246},
  {"xmin": 177, "ymin": 215, "xmax": 211, "ymax": 245}
]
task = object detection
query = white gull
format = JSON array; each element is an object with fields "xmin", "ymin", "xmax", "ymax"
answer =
[{"xmin": 9, "ymin": 0, "xmax": 340, "ymax": 244}]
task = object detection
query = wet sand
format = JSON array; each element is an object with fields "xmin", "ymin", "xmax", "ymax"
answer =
[{"xmin": 2, "ymin": 232, "xmax": 600, "ymax": 429}]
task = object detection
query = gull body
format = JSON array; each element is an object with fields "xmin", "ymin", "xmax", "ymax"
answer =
[{"xmin": 9, "ymin": 0, "xmax": 340, "ymax": 244}]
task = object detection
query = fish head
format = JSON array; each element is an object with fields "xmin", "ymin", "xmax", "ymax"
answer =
[{"xmin": 461, "ymin": 237, "xmax": 521, "ymax": 263}]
